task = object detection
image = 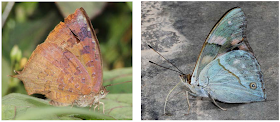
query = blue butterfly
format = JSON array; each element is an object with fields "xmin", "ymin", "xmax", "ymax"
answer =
[
  {"xmin": 150, "ymin": 7, "xmax": 266, "ymax": 112},
  {"xmin": 180, "ymin": 7, "xmax": 266, "ymax": 110}
]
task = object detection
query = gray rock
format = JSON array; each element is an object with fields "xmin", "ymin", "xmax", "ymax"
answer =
[{"xmin": 141, "ymin": 1, "xmax": 279, "ymax": 120}]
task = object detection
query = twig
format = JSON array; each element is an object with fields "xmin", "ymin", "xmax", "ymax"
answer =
[{"xmin": 2, "ymin": 2, "xmax": 15, "ymax": 27}]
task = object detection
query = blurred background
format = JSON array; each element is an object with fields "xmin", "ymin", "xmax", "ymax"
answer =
[{"xmin": 2, "ymin": 2, "xmax": 132, "ymax": 97}]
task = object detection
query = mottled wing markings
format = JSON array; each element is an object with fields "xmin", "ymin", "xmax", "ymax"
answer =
[
  {"xmin": 64, "ymin": 8, "xmax": 103, "ymax": 93},
  {"xmin": 44, "ymin": 15, "xmax": 101, "ymax": 94},
  {"xmin": 13, "ymin": 8, "xmax": 104, "ymax": 106},
  {"xmin": 192, "ymin": 8, "xmax": 254, "ymax": 83},
  {"xmin": 44, "ymin": 42, "xmax": 92, "ymax": 93},
  {"xmin": 44, "ymin": 23, "xmax": 93, "ymax": 94},
  {"xmin": 13, "ymin": 44, "xmax": 79, "ymax": 105},
  {"xmin": 80, "ymin": 46, "xmax": 91, "ymax": 55}
]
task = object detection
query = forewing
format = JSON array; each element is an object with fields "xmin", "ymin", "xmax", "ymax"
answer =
[
  {"xmin": 192, "ymin": 8, "xmax": 253, "ymax": 83},
  {"xmin": 65, "ymin": 8, "xmax": 103, "ymax": 93},
  {"xmin": 45, "ymin": 8, "xmax": 103, "ymax": 94},
  {"xmin": 199, "ymin": 50, "xmax": 266, "ymax": 103}
]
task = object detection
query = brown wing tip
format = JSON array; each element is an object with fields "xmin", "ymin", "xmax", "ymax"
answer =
[
  {"xmin": 74, "ymin": 7, "xmax": 87, "ymax": 17},
  {"xmin": 78, "ymin": 7, "xmax": 85, "ymax": 12},
  {"xmin": 64, "ymin": 7, "xmax": 91, "ymax": 26}
]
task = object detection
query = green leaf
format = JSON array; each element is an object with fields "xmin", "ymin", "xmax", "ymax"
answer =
[
  {"xmin": 2, "ymin": 93, "xmax": 132, "ymax": 120},
  {"xmin": 103, "ymin": 67, "xmax": 132, "ymax": 93},
  {"xmin": 93, "ymin": 2, "xmax": 132, "ymax": 69},
  {"xmin": 20, "ymin": 2, "xmax": 38, "ymax": 16},
  {"xmin": 2, "ymin": 58, "xmax": 10, "ymax": 96},
  {"xmin": 101, "ymin": 94, "xmax": 132, "ymax": 119},
  {"xmin": 2, "ymin": 105, "xmax": 16, "ymax": 120}
]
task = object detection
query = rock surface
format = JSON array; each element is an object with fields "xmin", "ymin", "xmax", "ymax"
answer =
[{"xmin": 141, "ymin": 1, "xmax": 279, "ymax": 120}]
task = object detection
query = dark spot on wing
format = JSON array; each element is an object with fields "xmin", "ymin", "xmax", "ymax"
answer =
[
  {"xmin": 86, "ymin": 60, "xmax": 94, "ymax": 67},
  {"xmin": 80, "ymin": 46, "xmax": 90, "ymax": 55}
]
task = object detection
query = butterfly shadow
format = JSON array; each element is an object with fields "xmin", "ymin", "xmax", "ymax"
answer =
[{"xmin": 205, "ymin": 101, "xmax": 245, "ymax": 111}]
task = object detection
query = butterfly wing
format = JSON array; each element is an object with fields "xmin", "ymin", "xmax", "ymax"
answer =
[
  {"xmin": 14, "ymin": 42, "xmax": 91, "ymax": 105},
  {"xmin": 13, "ymin": 8, "xmax": 103, "ymax": 105},
  {"xmin": 198, "ymin": 50, "xmax": 266, "ymax": 103},
  {"xmin": 191, "ymin": 8, "xmax": 253, "ymax": 84},
  {"xmin": 65, "ymin": 8, "xmax": 103, "ymax": 94},
  {"xmin": 45, "ymin": 8, "xmax": 103, "ymax": 94}
]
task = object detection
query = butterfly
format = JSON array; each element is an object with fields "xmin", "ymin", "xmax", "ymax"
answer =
[
  {"xmin": 150, "ymin": 7, "xmax": 266, "ymax": 112},
  {"xmin": 13, "ymin": 8, "xmax": 108, "ymax": 113}
]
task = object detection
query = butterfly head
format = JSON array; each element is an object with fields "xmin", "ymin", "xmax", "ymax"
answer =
[
  {"xmin": 98, "ymin": 86, "xmax": 109, "ymax": 99},
  {"xmin": 179, "ymin": 74, "xmax": 192, "ymax": 84}
]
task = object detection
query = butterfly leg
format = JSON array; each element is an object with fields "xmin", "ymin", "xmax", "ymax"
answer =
[
  {"xmin": 89, "ymin": 105, "xmax": 92, "ymax": 111},
  {"xmin": 99, "ymin": 102, "xmax": 105, "ymax": 114},
  {"xmin": 208, "ymin": 92, "xmax": 226, "ymax": 111},
  {"xmin": 185, "ymin": 91, "xmax": 191, "ymax": 115},
  {"xmin": 92, "ymin": 102, "xmax": 105, "ymax": 114},
  {"xmin": 89, "ymin": 98, "xmax": 96, "ymax": 111},
  {"xmin": 94, "ymin": 104, "xmax": 98, "ymax": 111}
]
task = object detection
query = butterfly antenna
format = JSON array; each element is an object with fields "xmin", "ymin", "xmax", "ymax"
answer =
[
  {"xmin": 104, "ymin": 81, "xmax": 131, "ymax": 88},
  {"xmin": 148, "ymin": 45, "xmax": 185, "ymax": 75},
  {"xmin": 149, "ymin": 61, "xmax": 183, "ymax": 75}
]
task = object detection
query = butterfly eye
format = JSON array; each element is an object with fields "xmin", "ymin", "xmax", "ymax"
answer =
[
  {"xmin": 100, "ymin": 90, "xmax": 104, "ymax": 95},
  {"xmin": 250, "ymin": 82, "xmax": 257, "ymax": 89}
]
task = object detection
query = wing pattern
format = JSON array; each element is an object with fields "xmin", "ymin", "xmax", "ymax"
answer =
[
  {"xmin": 191, "ymin": 8, "xmax": 253, "ymax": 84},
  {"xmin": 13, "ymin": 8, "xmax": 103, "ymax": 106}
]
